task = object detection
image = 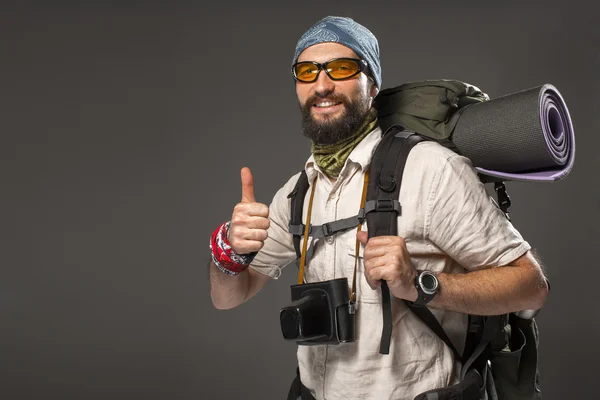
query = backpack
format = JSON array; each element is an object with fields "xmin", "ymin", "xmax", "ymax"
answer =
[{"xmin": 286, "ymin": 80, "xmax": 545, "ymax": 400}]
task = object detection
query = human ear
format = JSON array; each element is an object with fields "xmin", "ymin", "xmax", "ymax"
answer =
[{"xmin": 369, "ymin": 82, "xmax": 379, "ymax": 98}]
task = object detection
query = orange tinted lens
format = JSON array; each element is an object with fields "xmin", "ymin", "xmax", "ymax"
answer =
[
  {"xmin": 295, "ymin": 63, "xmax": 319, "ymax": 81},
  {"xmin": 327, "ymin": 59, "xmax": 360, "ymax": 79}
]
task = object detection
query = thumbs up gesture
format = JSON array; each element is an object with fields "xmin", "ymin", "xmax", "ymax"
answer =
[{"xmin": 228, "ymin": 167, "xmax": 270, "ymax": 255}]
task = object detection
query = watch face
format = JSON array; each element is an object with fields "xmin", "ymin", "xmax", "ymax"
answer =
[{"xmin": 420, "ymin": 272, "xmax": 438, "ymax": 293}]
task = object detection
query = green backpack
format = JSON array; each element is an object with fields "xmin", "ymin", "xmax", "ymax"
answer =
[
  {"xmin": 287, "ymin": 79, "xmax": 545, "ymax": 400},
  {"xmin": 375, "ymin": 79, "xmax": 490, "ymax": 141}
]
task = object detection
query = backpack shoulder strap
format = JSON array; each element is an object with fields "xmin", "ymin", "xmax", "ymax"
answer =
[
  {"xmin": 287, "ymin": 170, "xmax": 310, "ymax": 259},
  {"xmin": 366, "ymin": 125, "xmax": 431, "ymax": 354},
  {"xmin": 369, "ymin": 126, "xmax": 492, "ymax": 362}
]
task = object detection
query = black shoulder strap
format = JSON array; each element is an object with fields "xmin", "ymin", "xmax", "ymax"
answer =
[
  {"xmin": 368, "ymin": 126, "xmax": 480, "ymax": 361},
  {"xmin": 288, "ymin": 170, "xmax": 310, "ymax": 259},
  {"xmin": 405, "ymin": 303, "xmax": 464, "ymax": 363},
  {"xmin": 366, "ymin": 125, "xmax": 431, "ymax": 354}
]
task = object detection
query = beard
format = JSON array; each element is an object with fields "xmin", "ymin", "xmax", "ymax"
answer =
[{"xmin": 300, "ymin": 90, "xmax": 371, "ymax": 145}]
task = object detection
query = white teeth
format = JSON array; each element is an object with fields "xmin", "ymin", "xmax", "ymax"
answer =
[{"xmin": 316, "ymin": 101, "xmax": 336, "ymax": 107}]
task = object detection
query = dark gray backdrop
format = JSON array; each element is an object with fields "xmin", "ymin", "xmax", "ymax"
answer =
[{"xmin": 2, "ymin": 1, "xmax": 599, "ymax": 399}]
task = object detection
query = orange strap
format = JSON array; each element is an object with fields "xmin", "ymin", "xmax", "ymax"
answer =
[{"xmin": 351, "ymin": 170, "xmax": 369, "ymax": 303}]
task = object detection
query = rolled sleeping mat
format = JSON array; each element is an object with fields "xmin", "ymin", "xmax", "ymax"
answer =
[{"xmin": 452, "ymin": 83, "xmax": 575, "ymax": 182}]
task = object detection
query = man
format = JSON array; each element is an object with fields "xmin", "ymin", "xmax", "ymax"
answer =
[{"xmin": 209, "ymin": 16, "xmax": 548, "ymax": 400}]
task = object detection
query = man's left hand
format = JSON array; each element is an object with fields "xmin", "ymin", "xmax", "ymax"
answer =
[{"xmin": 356, "ymin": 231, "xmax": 418, "ymax": 301}]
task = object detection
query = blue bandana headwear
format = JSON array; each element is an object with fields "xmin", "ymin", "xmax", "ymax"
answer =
[{"xmin": 292, "ymin": 16, "xmax": 381, "ymax": 89}]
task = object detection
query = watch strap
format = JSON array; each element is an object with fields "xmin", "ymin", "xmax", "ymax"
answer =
[{"xmin": 413, "ymin": 270, "xmax": 437, "ymax": 306}]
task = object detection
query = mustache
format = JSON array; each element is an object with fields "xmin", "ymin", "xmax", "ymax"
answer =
[{"xmin": 304, "ymin": 91, "xmax": 349, "ymax": 108}]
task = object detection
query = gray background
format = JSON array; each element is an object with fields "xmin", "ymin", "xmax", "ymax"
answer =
[{"xmin": 2, "ymin": 1, "xmax": 599, "ymax": 399}]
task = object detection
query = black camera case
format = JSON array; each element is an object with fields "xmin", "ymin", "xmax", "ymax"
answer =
[{"xmin": 279, "ymin": 278, "xmax": 355, "ymax": 345}]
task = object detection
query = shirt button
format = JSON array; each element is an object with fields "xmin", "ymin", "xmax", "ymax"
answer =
[{"xmin": 326, "ymin": 236, "xmax": 334, "ymax": 244}]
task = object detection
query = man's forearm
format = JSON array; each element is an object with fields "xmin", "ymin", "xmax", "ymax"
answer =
[
  {"xmin": 209, "ymin": 261, "xmax": 250, "ymax": 310},
  {"xmin": 420, "ymin": 253, "xmax": 549, "ymax": 315}
]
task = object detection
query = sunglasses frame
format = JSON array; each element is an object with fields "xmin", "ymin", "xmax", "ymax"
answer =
[{"xmin": 291, "ymin": 57, "xmax": 368, "ymax": 83}]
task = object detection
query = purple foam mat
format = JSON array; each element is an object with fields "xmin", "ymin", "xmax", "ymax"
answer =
[{"xmin": 455, "ymin": 83, "xmax": 576, "ymax": 183}]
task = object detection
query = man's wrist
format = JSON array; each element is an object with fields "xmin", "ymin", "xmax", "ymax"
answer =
[
  {"xmin": 210, "ymin": 221, "xmax": 255, "ymax": 276},
  {"xmin": 390, "ymin": 270, "xmax": 419, "ymax": 301},
  {"xmin": 407, "ymin": 284, "xmax": 419, "ymax": 302}
]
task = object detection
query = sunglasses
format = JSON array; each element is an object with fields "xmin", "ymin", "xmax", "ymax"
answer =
[{"xmin": 291, "ymin": 58, "xmax": 368, "ymax": 83}]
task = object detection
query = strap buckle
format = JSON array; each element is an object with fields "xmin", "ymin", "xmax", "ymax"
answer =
[
  {"xmin": 321, "ymin": 222, "xmax": 333, "ymax": 237},
  {"xmin": 494, "ymin": 182, "xmax": 512, "ymax": 220},
  {"xmin": 375, "ymin": 199, "xmax": 395, "ymax": 212},
  {"xmin": 349, "ymin": 301, "xmax": 356, "ymax": 315},
  {"xmin": 357, "ymin": 208, "xmax": 366, "ymax": 220}
]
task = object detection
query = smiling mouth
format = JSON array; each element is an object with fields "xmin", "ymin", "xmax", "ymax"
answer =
[{"xmin": 313, "ymin": 99, "xmax": 343, "ymax": 108}]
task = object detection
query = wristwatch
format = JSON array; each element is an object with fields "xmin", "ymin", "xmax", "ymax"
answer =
[{"xmin": 413, "ymin": 270, "xmax": 439, "ymax": 306}]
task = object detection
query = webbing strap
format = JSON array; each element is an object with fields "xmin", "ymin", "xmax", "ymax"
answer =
[
  {"xmin": 287, "ymin": 367, "xmax": 316, "ymax": 400},
  {"xmin": 405, "ymin": 302, "xmax": 463, "ymax": 364},
  {"xmin": 288, "ymin": 214, "xmax": 364, "ymax": 239},
  {"xmin": 295, "ymin": 238, "xmax": 320, "ymax": 276},
  {"xmin": 288, "ymin": 198, "xmax": 399, "ymax": 239},
  {"xmin": 289, "ymin": 171, "xmax": 310, "ymax": 259},
  {"xmin": 461, "ymin": 315, "xmax": 503, "ymax": 380}
]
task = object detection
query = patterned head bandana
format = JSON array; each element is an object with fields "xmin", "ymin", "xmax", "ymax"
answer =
[{"xmin": 292, "ymin": 16, "xmax": 382, "ymax": 89}]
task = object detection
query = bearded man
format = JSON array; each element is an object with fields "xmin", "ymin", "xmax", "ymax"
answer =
[{"xmin": 208, "ymin": 16, "xmax": 547, "ymax": 400}]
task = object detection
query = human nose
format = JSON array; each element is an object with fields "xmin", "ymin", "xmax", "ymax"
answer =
[{"xmin": 311, "ymin": 66, "xmax": 336, "ymax": 94}]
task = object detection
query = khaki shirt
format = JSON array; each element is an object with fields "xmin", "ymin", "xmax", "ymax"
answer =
[{"xmin": 250, "ymin": 127, "xmax": 530, "ymax": 400}]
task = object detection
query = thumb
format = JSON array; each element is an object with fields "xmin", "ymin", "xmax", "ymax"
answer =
[
  {"xmin": 240, "ymin": 167, "xmax": 256, "ymax": 203},
  {"xmin": 356, "ymin": 230, "xmax": 369, "ymax": 245}
]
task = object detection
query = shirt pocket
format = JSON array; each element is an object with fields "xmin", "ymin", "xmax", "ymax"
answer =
[{"xmin": 346, "ymin": 235, "xmax": 382, "ymax": 304}]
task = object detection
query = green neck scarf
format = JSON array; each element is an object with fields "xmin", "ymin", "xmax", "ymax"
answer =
[{"xmin": 311, "ymin": 108, "xmax": 378, "ymax": 178}]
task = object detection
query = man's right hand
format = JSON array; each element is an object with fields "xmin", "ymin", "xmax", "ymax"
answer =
[{"xmin": 228, "ymin": 167, "xmax": 270, "ymax": 255}]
